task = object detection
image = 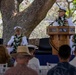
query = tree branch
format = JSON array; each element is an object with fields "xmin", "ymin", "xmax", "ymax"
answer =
[
  {"xmin": 73, "ymin": 19, "xmax": 76, "ymax": 23},
  {"xmin": 66, "ymin": 0, "xmax": 74, "ymax": 17},
  {"xmin": 66, "ymin": 0, "xmax": 74, "ymax": 3},
  {"xmin": 13, "ymin": 0, "xmax": 56, "ymax": 37},
  {"xmin": 1, "ymin": 0, "xmax": 16, "ymax": 21},
  {"xmin": 67, "ymin": 2, "xmax": 71, "ymax": 17},
  {"xmin": 71, "ymin": 9, "xmax": 76, "ymax": 16},
  {"xmin": 66, "ymin": 0, "xmax": 75, "ymax": 17},
  {"xmin": 17, "ymin": 0, "xmax": 23, "ymax": 4},
  {"xmin": 1, "ymin": 0, "xmax": 56, "ymax": 44},
  {"xmin": 0, "ymin": 0, "xmax": 2, "ymax": 9},
  {"xmin": 56, "ymin": 2, "xmax": 60, "ymax": 8}
]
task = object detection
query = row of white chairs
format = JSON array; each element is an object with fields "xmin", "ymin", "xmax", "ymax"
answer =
[
  {"xmin": 0, "ymin": 63, "xmax": 56, "ymax": 75},
  {"xmin": 0, "ymin": 63, "xmax": 9, "ymax": 74}
]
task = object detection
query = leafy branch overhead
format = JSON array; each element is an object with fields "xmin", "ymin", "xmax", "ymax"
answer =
[{"xmin": 0, "ymin": 0, "xmax": 56, "ymax": 44}]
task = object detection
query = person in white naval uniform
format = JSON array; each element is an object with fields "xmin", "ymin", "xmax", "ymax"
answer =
[
  {"xmin": 7, "ymin": 26, "xmax": 28, "ymax": 54},
  {"xmin": 53, "ymin": 7, "xmax": 74, "ymax": 26},
  {"xmin": 52, "ymin": 7, "xmax": 74, "ymax": 54},
  {"xmin": 14, "ymin": 45, "xmax": 40, "ymax": 74},
  {"xmin": 27, "ymin": 45, "xmax": 40, "ymax": 75}
]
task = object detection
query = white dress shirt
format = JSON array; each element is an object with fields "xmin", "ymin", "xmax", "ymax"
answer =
[
  {"xmin": 53, "ymin": 17, "xmax": 74, "ymax": 26},
  {"xmin": 28, "ymin": 57, "xmax": 40, "ymax": 74},
  {"xmin": 70, "ymin": 56, "xmax": 76, "ymax": 67}
]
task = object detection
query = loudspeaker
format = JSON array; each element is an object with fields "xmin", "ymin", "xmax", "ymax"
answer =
[{"xmin": 0, "ymin": 38, "xmax": 3, "ymax": 44}]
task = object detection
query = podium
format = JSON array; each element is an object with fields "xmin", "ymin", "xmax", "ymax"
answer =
[{"xmin": 47, "ymin": 26, "xmax": 75, "ymax": 55}]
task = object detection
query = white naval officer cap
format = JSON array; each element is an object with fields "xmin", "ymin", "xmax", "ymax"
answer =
[
  {"xmin": 59, "ymin": 7, "xmax": 66, "ymax": 12},
  {"xmin": 14, "ymin": 26, "xmax": 22, "ymax": 30},
  {"xmin": 27, "ymin": 44, "xmax": 38, "ymax": 50}
]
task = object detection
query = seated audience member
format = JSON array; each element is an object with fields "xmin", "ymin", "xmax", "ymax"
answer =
[
  {"xmin": 14, "ymin": 45, "xmax": 40, "ymax": 74},
  {"xmin": 27, "ymin": 45, "xmax": 40, "ymax": 74},
  {"xmin": 70, "ymin": 49, "xmax": 76, "ymax": 67},
  {"xmin": 0, "ymin": 45, "xmax": 10, "ymax": 64},
  {"xmin": 47, "ymin": 44, "xmax": 76, "ymax": 75},
  {"xmin": 4, "ymin": 46, "xmax": 38, "ymax": 75}
]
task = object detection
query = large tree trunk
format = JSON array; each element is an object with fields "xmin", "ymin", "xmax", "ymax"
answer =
[{"xmin": 0, "ymin": 0, "xmax": 56, "ymax": 44}]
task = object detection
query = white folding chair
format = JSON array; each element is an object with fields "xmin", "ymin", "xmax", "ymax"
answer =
[{"xmin": 0, "ymin": 63, "xmax": 8, "ymax": 74}]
